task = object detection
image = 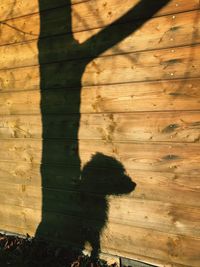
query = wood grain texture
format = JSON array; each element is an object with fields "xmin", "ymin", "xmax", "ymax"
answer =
[
  {"xmin": 0, "ymin": 182, "xmax": 199, "ymax": 238},
  {"xmin": 2, "ymin": 0, "xmax": 200, "ymax": 22},
  {"xmin": 0, "ymin": 112, "xmax": 200, "ymax": 143},
  {"xmin": 1, "ymin": 9, "xmax": 200, "ymax": 69},
  {"xmin": 0, "ymin": 0, "xmax": 85, "ymax": 21},
  {"xmin": 1, "ymin": 44, "xmax": 200, "ymax": 91},
  {"xmin": 0, "ymin": 79, "xmax": 199, "ymax": 114},
  {"xmin": 1, "ymin": 0, "xmax": 199, "ymax": 46},
  {"xmin": 0, "ymin": 203, "xmax": 199, "ymax": 267},
  {"xmin": 0, "ymin": 161, "xmax": 199, "ymax": 207},
  {"xmin": 1, "ymin": 0, "xmax": 200, "ymax": 265},
  {"xmin": 0, "ymin": 139, "xmax": 199, "ymax": 174}
]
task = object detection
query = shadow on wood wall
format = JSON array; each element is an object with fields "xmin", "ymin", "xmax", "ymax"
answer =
[{"xmin": 36, "ymin": 0, "xmax": 170, "ymax": 258}]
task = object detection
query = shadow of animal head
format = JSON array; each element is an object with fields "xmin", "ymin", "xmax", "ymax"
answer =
[{"xmin": 81, "ymin": 153, "xmax": 136, "ymax": 196}]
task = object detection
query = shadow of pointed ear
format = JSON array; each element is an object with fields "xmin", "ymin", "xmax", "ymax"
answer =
[{"xmin": 81, "ymin": 153, "xmax": 136, "ymax": 196}]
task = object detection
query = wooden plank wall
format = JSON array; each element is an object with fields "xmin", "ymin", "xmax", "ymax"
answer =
[{"xmin": 0, "ymin": 0, "xmax": 200, "ymax": 266}]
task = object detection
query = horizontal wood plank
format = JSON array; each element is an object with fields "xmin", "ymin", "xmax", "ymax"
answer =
[
  {"xmin": 0, "ymin": 79, "xmax": 199, "ymax": 113},
  {"xmin": 1, "ymin": 0, "xmax": 199, "ymax": 46},
  {"xmin": 1, "ymin": 9, "xmax": 200, "ymax": 68},
  {"xmin": 1, "ymin": 1, "xmax": 200, "ymax": 265},
  {"xmin": 0, "ymin": 182, "xmax": 199, "ymax": 238},
  {"xmin": 0, "ymin": 203, "xmax": 199, "ymax": 266},
  {"xmin": 0, "ymin": 0, "xmax": 85, "ymax": 21},
  {"xmin": 0, "ymin": 161, "xmax": 199, "ymax": 207},
  {"xmin": 0, "ymin": 112, "xmax": 200, "ymax": 143},
  {"xmin": 1, "ymin": 45, "xmax": 200, "ymax": 91},
  {"xmin": 0, "ymin": 139, "xmax": 199, "ymax": 174}
]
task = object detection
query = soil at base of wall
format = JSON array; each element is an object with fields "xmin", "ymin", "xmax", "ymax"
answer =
[{"xmin": 0, "ymin": 233, "xmax": 116, "ymax": 267}]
